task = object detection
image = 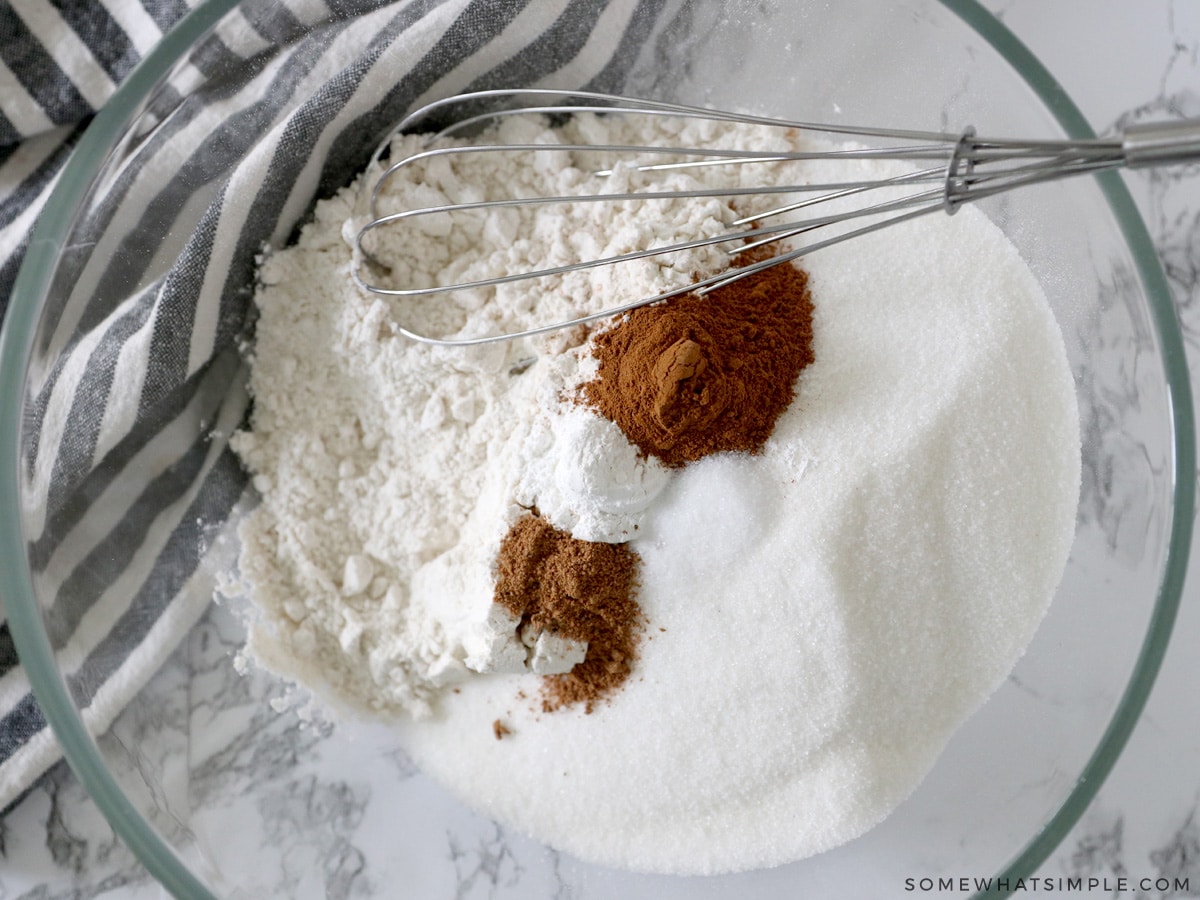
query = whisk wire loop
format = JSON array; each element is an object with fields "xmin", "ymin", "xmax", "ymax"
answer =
[{"xmin": 349, "ymin": 89, "xmax": 1200, "ymax": 346}]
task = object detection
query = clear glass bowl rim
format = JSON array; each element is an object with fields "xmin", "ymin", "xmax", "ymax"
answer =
[{"xmin": 0, "ymin": 1, "xmax": 1193, "ymax": 897}]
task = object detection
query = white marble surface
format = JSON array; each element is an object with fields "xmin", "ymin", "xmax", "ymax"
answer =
[
  {"xmin": 986, "ymin": 1, "xmax": 1200, "ymax": 894},
  {"xmin": 3, "ymin": 1, "xmax": 1200, "ymax": 897}
]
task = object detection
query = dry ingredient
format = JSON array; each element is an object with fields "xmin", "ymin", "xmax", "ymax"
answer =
[
  {"xmin": 493, "ymin": 512, "xmax": 642, "ymax": 713},
  {"xmin": 232, "ymin": 111, "xmax": 739, "ymax": 717},
  {"xmin": 513, "ymin": 369, "xmax": 669, "ymax": 544},
  {"xmin": 234, "ymin": 111, "xmax": 1080, "ymax": 875},
  {"xmin": 583, "ymin": 247, "xmax": 815, "ymax": 466}
]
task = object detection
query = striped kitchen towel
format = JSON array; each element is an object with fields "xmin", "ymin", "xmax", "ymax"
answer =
[{"xmin": 0, "ymin": 0, "xmax": 678, "ymax": 814}]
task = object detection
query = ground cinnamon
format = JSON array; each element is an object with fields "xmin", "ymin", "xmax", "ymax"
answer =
[
  {"xmin": 493, "ymin": 512, "xmax": 642, "ymax": 713},
  {"xmin": 581, "ymin": 250, "xmax": 815, "ymax": 466}
]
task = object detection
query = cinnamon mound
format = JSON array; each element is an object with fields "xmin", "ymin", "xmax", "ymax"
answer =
[
  {"xmin": 494, "ymin": 513, "xmax": 643, "ymax": 713},
  {"xmin": 582, "ymin": 252, "xmax": 815, "ymax": 466}
]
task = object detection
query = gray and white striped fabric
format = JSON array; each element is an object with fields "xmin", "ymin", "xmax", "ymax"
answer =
[{"xmin": 0, "ymin": 0, "xmax": 673, "ymax": 814}]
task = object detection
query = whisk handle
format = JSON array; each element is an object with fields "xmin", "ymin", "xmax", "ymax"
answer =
[{"xmin": 1122, "ymin": 118, "xmax": 1200, "ymax": 168}]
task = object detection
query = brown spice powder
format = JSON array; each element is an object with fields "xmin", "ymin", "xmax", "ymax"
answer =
[
  {"xmin": 581, "ymin": 250, "xmax": 815, "ymax": 466},
  {"xmin": 493, "ymin": 513, "xmax": 643, "ymax": 713}
]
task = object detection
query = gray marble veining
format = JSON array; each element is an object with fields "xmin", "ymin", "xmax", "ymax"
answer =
[{"xmin": 993, "ymin": 0, "xmax": 1200, "ymax": 895}]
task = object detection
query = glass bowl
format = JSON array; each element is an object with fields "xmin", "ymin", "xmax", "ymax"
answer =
[{"xmin": 1, "ymin": 0, "xmax": 1192, "ymax": 897}]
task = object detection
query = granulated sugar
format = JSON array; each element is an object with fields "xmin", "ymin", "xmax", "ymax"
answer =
[{"xmin": 235, "ymin": 112, "xmax": 1080, "ymax": 874}]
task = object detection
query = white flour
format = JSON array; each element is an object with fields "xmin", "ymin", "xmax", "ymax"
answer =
[
  {"xmin": 233, "ymin": 112, "xmax": 746, "ymax": 714},
  {"xmin": 234, "ymin": 112, "xmax": 1080, "ymax": 872}
]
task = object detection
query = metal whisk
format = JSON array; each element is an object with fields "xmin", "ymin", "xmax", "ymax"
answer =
[{"xmin": 351, "ymin": 89, "xmax": 1200, "ymax": 346}]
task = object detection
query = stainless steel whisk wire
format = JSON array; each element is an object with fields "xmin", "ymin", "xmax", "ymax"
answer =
[{"xmin": 350, "ymin": 89, "xmax": 1200, "ymax": 347}]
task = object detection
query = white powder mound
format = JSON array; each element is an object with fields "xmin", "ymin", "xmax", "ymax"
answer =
[
  {"xmin": 235, "ymin": 111, "xmax": 1080, "ymax": 873},
  {"xmin": 515, "ymin": 352, "xmax": 670, "ymax": 543}
]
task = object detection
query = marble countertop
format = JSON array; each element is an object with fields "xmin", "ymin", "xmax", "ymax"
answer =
[
  {"xmin": 3, "ymin": 1, "xmax": 1200, "ymax": 897},
  {"xmin": 989, "ymin": 0, "xmax": 1200, "ymax": 891}
]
